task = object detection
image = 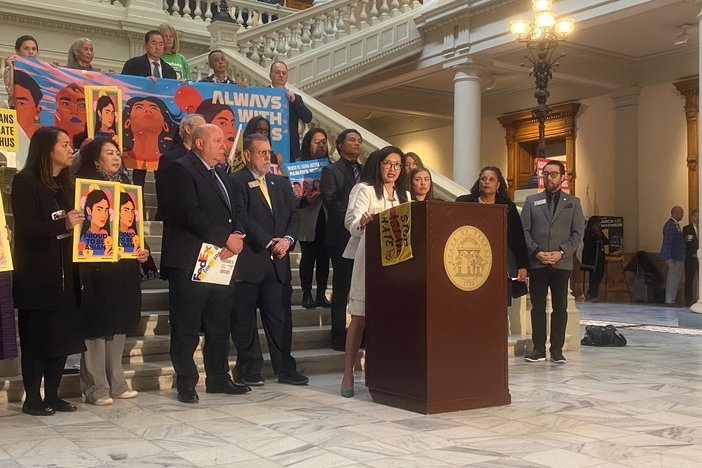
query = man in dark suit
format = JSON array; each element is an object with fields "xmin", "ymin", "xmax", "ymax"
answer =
[
  {"xmin": 683, "ymin": 208, "xmax": 699, "ymax": 307},
  {"xmin": 521, "ymin": 160, "xmax": 584, "ymax": 364},
  {"xmin": 159, "ymin": 124, "xmax": 249, "ymax": 403},
  {"xmin": 229, "ymin": 133, "xmax": 308, "ymax": 387},
  {"xmin": 319, "ymin": 129, "xmax": 363, "ymax": 351},
  {"xmin": 155, "ymin": 113, "xmax": 206, "ymax": 220},
  {"xmin": 661, "ymin": 206, "xmax": 686, "ymax": 307},
  {"xmin": 121, "ymin": 30, "xmax": 178, "ymax": 80},
  {"xmin": 269, "ymin": 61, "xmax": 312, "ymax": 162}
]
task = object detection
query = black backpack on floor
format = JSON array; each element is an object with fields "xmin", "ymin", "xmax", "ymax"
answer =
[{"xmin": 581, "ymin": 325, "xmax": 627, "ymax": 347}]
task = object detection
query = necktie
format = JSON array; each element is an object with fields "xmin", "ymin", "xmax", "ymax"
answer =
[
  {"xmin": 352, "ymin": 164, "xmax": 361, "ymax": 184},
  {"xmin": 549, "ymin": 194, "xmax": 555, "ymax": 220},
  {"xmin": 152, "ymin": 61, "xmax": 161, "ymax": 78},
  {"xmin": 257, "ymin": 176, "xmax": 272, "ymax": 209},
  {"xmin": 210, "ymin": 169, "xmax": 230, "ymax": 209}
]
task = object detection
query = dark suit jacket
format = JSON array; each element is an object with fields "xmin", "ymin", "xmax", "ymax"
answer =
[
  {"xmin": 159, "ymin": 151, "xmax": 242, "ymax": 277},
  {"xmin": 155, "ymin": 143, "xmax": 189, "ymax": 221},
  {"xmin": 121, "ymin": 54, "xmax": 177, "ymax": 79},
  {"xmin": 320, "ymin": 159, "xmax": 361, "ymax": 248},
  {"xmin": 683, "ymin": 223, "xmax": 699, "ymax": 260},
  {"xmin": 277, "ymin": 89, "xmax": 312, "ymax": 162},
  {"xmin": 230, "ymin": 169, "xmax": 300, "ymax": 284}
]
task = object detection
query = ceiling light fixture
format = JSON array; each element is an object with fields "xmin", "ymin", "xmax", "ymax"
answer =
[{"xmin": 674, "ymin": 25, "xmax": 691, "ymax": 46}]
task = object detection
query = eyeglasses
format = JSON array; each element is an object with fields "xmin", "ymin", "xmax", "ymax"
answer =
[
  {"xmin": 58, "ymin": 101, "xmax": 87, "ymax": 111},
  {"xmin": 250, "ymin": 150, "xmax": 273, "ymax": 157},
  {"xmin": 382, "ymin": 161, "xmax": 402, "ymax": 170},
  {"xmin": 542, "ymin": 171, "xmax": 562, "ymax": 179}
]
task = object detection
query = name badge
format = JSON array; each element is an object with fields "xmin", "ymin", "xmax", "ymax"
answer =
[
  {"xmin": 248, "ymin": 180, "xmax": 260, "ymax": 188},
  {"xmin": 534, "ymin": 199, "xmax": 546, "ymax": 206}
]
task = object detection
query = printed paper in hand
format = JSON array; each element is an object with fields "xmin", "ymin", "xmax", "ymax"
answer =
[{"xmin": 192, "ymin": 243, "xmax": 237, "ymax": 285}]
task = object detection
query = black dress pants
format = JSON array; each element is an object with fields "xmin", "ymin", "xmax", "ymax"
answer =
[
  {"xmin": 168, "ymin": 268, "xmax": 234, "ymax": 390},
  {"xmin": 132, "ymin": 169, "xmax": 147, "ymax": 188},
  {"xmin": 230, "ymin": 260, "xmax": 296, "ymax": 377},
  {"xmin": 21, "ymin": 354, "xmax": 67, "ymax": 408},
  {"xmin": 530, "ymin": 266, "xmax": 571, "ymax": 353},
  {"xmin": 327, "ymin": 244, "xmax": 353, "ymax": 340},
  {"xmin": 685, "ymin": 258, "xmax": 698, "ymax": 306}
]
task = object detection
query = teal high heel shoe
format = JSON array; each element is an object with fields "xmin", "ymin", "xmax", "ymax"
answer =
[{"xmin": 340, "ymin": 388, "xmax": 354, "ymax": 398}]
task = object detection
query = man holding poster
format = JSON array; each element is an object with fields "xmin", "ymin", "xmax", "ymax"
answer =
[{"xmin": 159, "ymin": 124, "xmax": 248, "ymax": 403}]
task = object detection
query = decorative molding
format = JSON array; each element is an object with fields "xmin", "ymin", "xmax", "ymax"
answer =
[
  {"xmin": 415, "ymin": 0, "xmax": 521, "ymax": 34},
  {"xmin": 611, "ymin": 87, "xmax": 641, "ymax": 109},
  {"xmin": 0, "ymin": 12, "xmax": 128, "ymax": 38},
  {"xmin": 674, "ymin": 76, "xmax": 699, "ymax": 215}
]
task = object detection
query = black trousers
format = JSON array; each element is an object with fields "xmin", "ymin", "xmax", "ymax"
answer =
[
  {"xmin": 132, "ymin": 169, "xmax": 147, "ymax": 188},
  {"xmin": 230, "ymin": 260, "xmax": 296, "ymax": 377},
  {"xmin": 530, "ymin": 266, "xmax": 571, "ymax": 353},
  {"xmin": 328, "ymin": 244, "xmax": 353, "ymax": 340},
  {"xmin": 299, "ymin": 242, "xmax": 329, "ymax": 294},
  {"xmin": 168, "ymin": 268, "xmax": 234, "ymax": 390},
  {"xmin": 685, "ymin": 258, "xmax": 698, "ymax": 306},
  {"xmin": 21, "ymin": 354, "xmax": 67, "ymax": 408},
  {"xmin": 587, "ymin": 266, "xmax": 605, "ymax": 299}
]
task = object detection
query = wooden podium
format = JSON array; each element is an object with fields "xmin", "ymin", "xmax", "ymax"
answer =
[{"xmin": 365, "ymin": 201, "xmax": 510, "ymax": 414}]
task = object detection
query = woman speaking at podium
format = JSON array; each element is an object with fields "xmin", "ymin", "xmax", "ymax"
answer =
[{"xmin": 340, "ymin": 147, "xmax": 410, "ymax": 397}]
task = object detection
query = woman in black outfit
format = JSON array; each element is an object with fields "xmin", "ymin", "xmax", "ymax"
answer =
[
  {"xmin": 12, "ymin": 126, "xmax": 86, "ymax": 416},
  {"xmin": 75, "ymin": 137, "xmax": 149, "ymax": 405},
  {"xmin": 456, "ymin": 166, "xmax": 529, "ymax": 302},
  {"xmin": 581, "ymin": 216, "xmax": 608, "ymax": 302}
]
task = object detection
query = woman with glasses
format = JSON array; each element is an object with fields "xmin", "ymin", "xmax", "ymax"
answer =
[
  {"xmin": 340, "ymin": 146, "xmax": 410, "ymax": 397},
  {"xmin": 75, "ymin": 138, "xmax": 150, "ymax": 405}
]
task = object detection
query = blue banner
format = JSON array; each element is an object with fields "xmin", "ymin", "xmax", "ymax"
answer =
[{"xmin": 283, "ymin": 158, "xmax": 329, "ymax": 196}]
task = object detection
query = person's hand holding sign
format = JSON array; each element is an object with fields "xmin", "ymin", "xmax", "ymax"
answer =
[
  {"xmin": 136, "ymin": 248, "xmax": 150, "ymax": 263},
  {"xmin": 65, "ymin": 209, "xmax": 85, "ymax": 230}
]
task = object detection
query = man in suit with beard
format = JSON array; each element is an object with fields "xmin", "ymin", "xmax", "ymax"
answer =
[
  {"xmin": 159, "ymin": 124, "xmax": 249, "ymax": 403},
  {"xmin": 228, "ymin": 133, "xmax": 308, "ymax": 387}
]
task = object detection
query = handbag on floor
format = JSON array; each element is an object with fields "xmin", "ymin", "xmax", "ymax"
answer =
[{"xmin": 581, "ymin": 324, "xmax": 627, "ymax": 347}]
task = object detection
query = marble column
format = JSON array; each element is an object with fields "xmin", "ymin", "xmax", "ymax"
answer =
[
  {"xmin": 611, "ymin": 87, "xmax": 641, "ymax": 252},
  {"xmin": 448, "ymin": 63, "xmax": 483, "ymax": 188},
  {"xmin": 692, "ymin": 1, "xmax": 702, "ymax": 315}
]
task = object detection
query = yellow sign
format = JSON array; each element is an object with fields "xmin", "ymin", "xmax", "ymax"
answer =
[
  {"xmin": 444, "ymin": 226, "xmax": 492, "ymax": 292},
  {"xmin": 379, "ymin": 201, "xmax": 413, "ymax": 267},
  {"xmin": 0, "ymin": 109, "xmax": 19, "ymax": 151}
]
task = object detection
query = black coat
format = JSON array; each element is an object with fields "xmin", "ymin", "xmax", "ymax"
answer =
[
  {"xmin": 155, "ymin": 143, "xmax": 189, "ymax": 221},
  {"xmin": 288, "ymin": 93, "xmax": 312, "ymax": 162},
  {"xmin": 229, "ymin": 169, "xmax": 300, "ymax": 284},
  {"xmin": 121, "ymin": 55, "xmax": 177, "ymax": 79},
  {"xmin": 320, "ymin": 159, "xmax": 361, "ymax": 248},
  {"xmin": 581, "ymin": 228, "xmax": 608, "ymax": 273},
  {"xmin": 455, "ymin": 193, "xmax": 530, "ymax": 272},
  {"xmin": 159, "ymin": 151, "xmax": 242, "ymax": 277},
  {"xmin": 11, "ymin": 170, "xmax": 82, "ymax": 310},
  {"xmin": 683, "ymin": 223, "xmax": 698, "ymax": 260}
]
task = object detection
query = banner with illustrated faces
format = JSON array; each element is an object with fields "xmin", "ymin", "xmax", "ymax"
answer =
[
  {"xmin": 85, "ymin": 86, "xmax": 123, "ymax": 153},
  {"xmin": 283, "ymin": 158, "xmax": 329, "ymax": 197},
  {"xmin": 13, "ymin": 57, "xmax": 291, "ymax": 170},
  {"xmin": 73, "ymin": 179, "xmax": 120, "ymax": 263},
  {"xmin": 117, "ymin": 184, "xmax": 145, "ymax": 259}
]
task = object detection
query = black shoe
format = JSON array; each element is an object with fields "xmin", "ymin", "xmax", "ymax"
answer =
[
  {"xmin": 524, "ymin": 349, "xmax": 546, "ymax": 362},
  {"xmin": 316, "ymin": 293, "xmax": 332, "ymax": 308},
  {"xmin": 551, "ymin": 351, "xmax": 566, "ymax": 363},
  {"xmin": 206, "ymin": 379, "xmax": 251, "ymax": 395},
  {"xmin": 45, "ymin": 398, "xmax": 77, "ymax": 412},
  {"xmin": 177, "ymin": 387, "xmax": 199, "ymax": 403},
  {"xmin": 331, "ymin": 337, "xmax": 345, "ymax": 352},
  {"xmin": 22, "ymin": 402, "xmax": 55, "ymax": 416},
  {"xmin": 278, "ymin": 371, "xmax": 309, "ymax": 385},
  {"xmin": 234, "ymin": 373, "xmax": 265, "ymax": 387},
  {"xmin": 302, "ymin": 291, "xmax": 317, "ymax": 309}
]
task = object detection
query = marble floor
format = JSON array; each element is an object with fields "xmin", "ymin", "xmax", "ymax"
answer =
[{"xmin": 2, "ymin": 304, "xmax": 702, "ymax": 468}]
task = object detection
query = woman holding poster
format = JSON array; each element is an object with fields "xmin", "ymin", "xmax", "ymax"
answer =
[
  {"xmin": 75, "ymin": 137, "xmax": 149, "ymax": 405},
  {"xmin": 12, "ymin": 126, "xmax": 87, "ymax": 415}
]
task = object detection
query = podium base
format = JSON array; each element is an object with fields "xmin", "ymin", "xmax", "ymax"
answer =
[{"xmin": 369, "ymin": 388, "xmax": 511, "ymax": 415}]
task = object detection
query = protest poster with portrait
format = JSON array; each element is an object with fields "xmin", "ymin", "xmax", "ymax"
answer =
[
  {"xmin": 85, "ymin": 86, "xmax": 122, "ymax": 152},
  {"xmin": 73, "ymin": 179, "xmax": 119, "ymax": 262},
  {"xmin": 0, "ymin": 195, "xmax": 13, "ymax": 272},
  {"xmin": 117, "ymin": 184, "xmax": 144, "ymax": 259},
  {"xmin": 283, "ymin": 158, "xmax": 330, "ymax": 197},
  {"xmin": 13, "ymin": 58, "xmax": 290, "ymax": 171}
]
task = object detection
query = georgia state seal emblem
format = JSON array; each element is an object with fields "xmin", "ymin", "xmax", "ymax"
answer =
[{"xmin": 443, "ymin": 226, "xmax": 492, "ymax": 292}]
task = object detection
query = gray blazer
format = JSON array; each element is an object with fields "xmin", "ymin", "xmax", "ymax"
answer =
[
  {"xmin": 521, "ymin": 191, "xmax": 585, "ymax": 271},
  {"xmin": 296, "ymin": 196, "xmax": 325, "ymax": 242}
]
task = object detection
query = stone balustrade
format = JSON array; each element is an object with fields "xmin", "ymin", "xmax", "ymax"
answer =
[{"xmin": 164, "ymin": 0, "xmax": 297, "ymax": 26}]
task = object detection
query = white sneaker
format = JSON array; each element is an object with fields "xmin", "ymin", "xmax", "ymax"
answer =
[
  {"xmin": 113, "ymin": 390, "xmax": 138, "ymax": 399},
  {"xmin": 92, "ymin": 396, "xmax": 113, "ymax": 406}
]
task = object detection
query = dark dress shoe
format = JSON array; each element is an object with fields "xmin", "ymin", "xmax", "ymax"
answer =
[
  {"xmin": 206, "ymin": 379, "xmax": 251, "ymax": 395},
  {"xmin": 331, "ymin": 338, "xmax": 345, "ymax": 352},
  {"xmin": 278, "ymin": 371, "xmax": 309, "ymax": 385},
  {"xmin": 46, "ymin": 399, "xmax": 77, "ymax": 412},
  {"xmin": 177, "ymin": 387, "xmax": 199, "ymax": 403},
  {"xmin": 302, "ymin": 291, "xmax": 317, "ymax": 309},
  {"xmin": 22, "ymin": 402, "xmax": 55, "ymax": 416},
  {"xmin": 316, "ymin": 294, "xmax": 332, "ymax": 308}
]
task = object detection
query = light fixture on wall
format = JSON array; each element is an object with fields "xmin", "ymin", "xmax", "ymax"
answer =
[
  {"xmin": 674, "ymin": 25, "xmax": 691, "ymax": 46},
  {"xmin": 484, "ymin": 75, "xmax": 497, "ymax": 91}
]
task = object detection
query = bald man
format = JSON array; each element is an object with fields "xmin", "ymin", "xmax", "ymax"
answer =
[
  {"xmin": 660, "ymin": 206, "xmax": 686, "ymax": 307},
  {"xmin": 160, "ymin": 124, "xmax": 249, "ymax": 403}
]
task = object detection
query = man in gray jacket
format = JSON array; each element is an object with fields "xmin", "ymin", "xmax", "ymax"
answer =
[{"xmin": 521, "ymin": 160, "xmax": 584, "ymax": 364}]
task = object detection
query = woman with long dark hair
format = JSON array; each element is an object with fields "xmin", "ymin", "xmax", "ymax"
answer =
[
  {"xmin": 457, "ymin": 166, "xmax": 529, "ymax": 298},
  {"xmin": 12, "ymin": 126, "xmax": 86, "ymax": 415},
  {"xmin": 340, "ymin": 146, "xmax": 410, "ymax": 397},
  {"xmin": 408, "ymin": 167, "xmax": 434, "ymax": 202},
  {"xmin": 75, "ymin": 137, "xmax": 149, "ymax": 405},
  {"xmin": 296, "ymin": 128, "xmax": 331, "ymax": 309}
]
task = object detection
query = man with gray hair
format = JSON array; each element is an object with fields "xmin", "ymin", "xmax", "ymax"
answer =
[{"xmin": 155, "ymin": 113, "xmax": 206, "ymax": 220}]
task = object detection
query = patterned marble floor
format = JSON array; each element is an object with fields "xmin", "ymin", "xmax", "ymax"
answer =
[{"xmin": 1, "ymin": 304, "xmax": 702, "ymax": 468}]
